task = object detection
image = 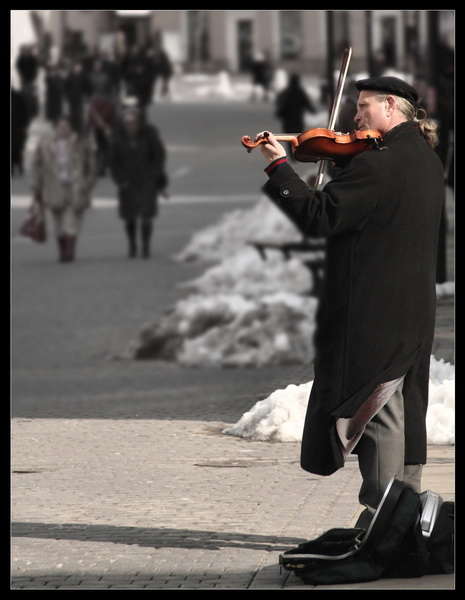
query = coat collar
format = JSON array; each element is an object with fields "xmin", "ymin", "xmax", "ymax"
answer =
[{"xmin": 383, "ymin": 120, "xmax": 418, "ymax": 144}]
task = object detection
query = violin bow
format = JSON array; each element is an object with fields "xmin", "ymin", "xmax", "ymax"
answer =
[{"xmin": 314, "ymin": 46, "xmax": 352, "ymax": 190}]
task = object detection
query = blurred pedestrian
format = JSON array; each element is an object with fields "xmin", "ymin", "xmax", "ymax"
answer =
[
  {"xmin": 29, "ymin": 116, "xmax": 98, "ymax": 262},
  {"xmin": 275, "ymin": 73, "xmax": 316, "ymax": 135},
  {"xmin": 15, "ymin": 44, "xmax": 39, "ymax": 122},
  {"xmin": 252, "ymin": 76, "xmax": 445, "ymax": 528},
  {"xmin": 44, "ymin": 62, "xmax": 65, "ymax": 124},
  {"xmin": 156, "ymin": 47, "xmax": 173, "ymax": 100},
  {"xmin": 16, "ymin": 44, "xmax": 39, "ymax": 89},
  {"xmin": 336, "ymin": 78, "xmax": 359, "ymax": 134},
  {"xmin": 109, "ymin": 106, "xmax": 168, "ymax": 258},
  {"xmin": 121, "ymin": 46, "xmax": 154, "ymax": 118},
  {"xmin": 141, "ymin": 47, "xmax": 159, "ymax": 106},
  {"xmin": 250, "ymin": 51, "xmax": 274, "ymax": 101},
  {"xmin": 11, "ymin": 87, "xmax": 29, "ymax": 176},
  {"xmin": 85, "ymin": 91, "xmax": 116, "ymax": 176},
  {"xmin": 88, "ymin": 57, "xmax": 111, "ymax": 96},
  {"xmin": 100, "ymin": 49, "xmax": 122, "ymax": 108},
  {"xmin": 64, "ymin": 61, "xmax": 92, "ymax": 134}
]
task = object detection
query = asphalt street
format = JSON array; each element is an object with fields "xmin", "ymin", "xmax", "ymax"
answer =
[{"xmin": 11, "ymin": 98, "xmax": 455, "ymax": 590}]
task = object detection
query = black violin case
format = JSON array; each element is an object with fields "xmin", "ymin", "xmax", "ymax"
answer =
[{"xmin": 279, "ymin": 477, "xmax": 453, "ymax": 585}]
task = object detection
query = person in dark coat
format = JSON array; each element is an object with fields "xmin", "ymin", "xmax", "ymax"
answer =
[
  {"xmin": 15, "ymin": 44, "xmax": 39, "ymax": 121},
  {"xmin": 121, "ymin": 47, "xmax": 154, "ymax": 118},
  {"xmin": 250, "ymin": 51, "xmax": 274, "ymax": 101},
  {"xmin": 11, "ymin": 87, "xmax": 29, "ymax": 176},
  {"xmin": 85, "ymin": 91, "xmax": 116, "ymax": 176},
  {"xmin": 44, "ymin": 62, "xmax": 65, "ymax": 124},
  {"xmin": 336, "ymin": 78, "xmax": 359, "ymax": 134},
  {"xmin": 252, "ymin": 76, "xmax": 445, "ymax": 527},
  {"xmin": 64, "ymin": 61, "xmax": 92, "ymax": 134},
  {"xmin": 275, "ymin": 73, "xmax": 316, "ymax": 134},
  {"xmin": 15, "ymin": 45, "xmax": 39, "ymax": 89},
  {"xmin": 108, "ymin": 106, "xmax": 168, "ymax": 258},
  {"xmin": 156, "ymin": 48, "xmax": 173, "ymax": 99}
]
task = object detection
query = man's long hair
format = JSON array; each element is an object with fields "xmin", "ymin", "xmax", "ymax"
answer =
[{"xmin": 377, "ymin": 93, "xmax": 439, "ymax": 148}]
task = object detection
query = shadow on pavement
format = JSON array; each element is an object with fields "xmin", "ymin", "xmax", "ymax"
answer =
[{"xmin": 12, "ymin": 521, "xmax": 305, "ymax": 552}]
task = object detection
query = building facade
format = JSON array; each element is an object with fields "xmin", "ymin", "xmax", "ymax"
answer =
[{"xmin": 29, "ymin": 10, "xmax": 454, "ymax": 79}]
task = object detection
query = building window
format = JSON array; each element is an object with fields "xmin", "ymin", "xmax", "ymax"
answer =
[
  {"xmin": 187, "ymin": 11, "xmax": 210, "ymax": 66},
  {"xmin": 279, "ymin": 11, "xmax": 303, "ymax": 60}
]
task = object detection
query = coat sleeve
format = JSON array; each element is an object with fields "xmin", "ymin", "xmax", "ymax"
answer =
[{"xmin": 263, "ymin": 153, "xmax": 382, "ymax": 237}]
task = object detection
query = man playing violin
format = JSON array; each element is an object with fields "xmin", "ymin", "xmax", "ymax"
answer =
[{"xmin": 254, "ymin": 76, "xmax": 445, "ymax": 527}]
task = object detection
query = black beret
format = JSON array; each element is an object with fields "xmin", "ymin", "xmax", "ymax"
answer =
[{"xmin": 355, "ymin": 76, "xmax": 418, "ymax": 104}]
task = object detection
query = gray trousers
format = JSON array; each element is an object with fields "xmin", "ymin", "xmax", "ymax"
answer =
[{"xmin": 337, "ymin": 377, "xmax": 423, "ymax": 529}]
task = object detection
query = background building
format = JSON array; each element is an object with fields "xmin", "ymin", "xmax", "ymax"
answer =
[{"xmin": 13, "ymin": 10, "xmax": 454, "ymax": 78}]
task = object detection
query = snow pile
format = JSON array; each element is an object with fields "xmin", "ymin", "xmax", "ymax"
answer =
[
  {"xmin": 192, "ymin": 72, "xmax": 251, "ymax": 101},
  {"xmin": 129, "ymin": 292, "xmax": 317, "ymax": 367},
  {"xmin": 126, "ymin": 197, "xmax": 323, "ymax": 366},
  {"xmin": 180, "ymin": 246, "xmax": 313, "ymax": 297},
  {"xmin": 194, "ymin": 70, "xmax": 236, "ymax": 99},
  {"xmin": 223, "ymin": 356, "xmax": 454, "ymax": 445},
  {"xmin": 426, "ymin": 356, "xmax": 455, "ymax": 444},
  {"xmin": 224, "ymin": 381, "xmax": 314, "ymax": 443},
  {"xmin": 436, "ymin": 281, "xmax": 455, "ymax": 298},
  {"xmin": 175, "ymin": 196, "xmax": 301, "ymax": 263}
]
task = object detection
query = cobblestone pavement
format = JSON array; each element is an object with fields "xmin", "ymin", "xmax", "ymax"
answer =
[{"xmin": 11, "ymin": 162, "xmax": 454, "ymax": 588}]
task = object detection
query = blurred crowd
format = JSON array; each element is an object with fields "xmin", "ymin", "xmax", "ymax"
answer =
[
  {"xmin": 12, "ymin": 42, "xmax": 173, "ymax": 177},
  {"xmin": 13, "ymin": 42, "xmax": 170, "ymax": 263}
]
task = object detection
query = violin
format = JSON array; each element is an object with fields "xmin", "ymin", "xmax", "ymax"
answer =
[
  {"xmin": 241, "ymin": 47, "xmax": 384, "ymax": 190},
  {"xmin": 241, "ymin": 128, "xmax": 383, "ymax": 163}
]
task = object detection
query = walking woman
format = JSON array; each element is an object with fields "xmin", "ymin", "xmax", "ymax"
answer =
[
  {"xmin": 29, "ymin": 116, "xmax": 98, "ymax": 262},
  {"xmin": 109, "ymin": 105, "xmax": 168, "ymax": 258}
]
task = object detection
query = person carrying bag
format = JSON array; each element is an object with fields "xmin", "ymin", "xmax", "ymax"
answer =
[{"xmin": 19, "ymin": 192, "xmax": 47, "ymax": 243}]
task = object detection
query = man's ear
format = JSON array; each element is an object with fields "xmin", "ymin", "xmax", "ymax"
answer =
[{"xmin": 385, "ymin": 95, "xmax": 396, "ymax": 113}]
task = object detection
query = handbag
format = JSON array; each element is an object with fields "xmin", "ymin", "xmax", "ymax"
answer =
[{"xmin": 20, "ymin": 194, "xmax": 47, "ymax": 243}]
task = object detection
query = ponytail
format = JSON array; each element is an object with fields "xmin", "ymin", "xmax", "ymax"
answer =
[
  {"xmin": 414, "ymin": 108, "xmax": 440, "ymax": 149},
  {"xmin": 377, "ymin": 94, "xmax": 439, "ymax": 149}
]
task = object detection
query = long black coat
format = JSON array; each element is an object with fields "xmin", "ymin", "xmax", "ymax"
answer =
[
  {"xmin": 263, "ymin": 121, "xmax": 445, "ymax": 476},
  {"xmin": 109, "ymin": 123, "xmax": 167, "ymax": 220}
]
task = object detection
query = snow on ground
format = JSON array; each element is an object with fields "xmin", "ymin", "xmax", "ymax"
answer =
[
  {"xmin": 127, "ymin": 197, "xmax": 320, "ymax": 364},
  {"xmin": 180, "ymin": 246, "xmax": 313, "ymax": 297},
  {"xmin": 178, "ymin": 69, "xmax": 324, "ymax": 109},
  {"xmin": 174, "ymin": 196, "xmax": 301, "ymax": 263},
  {"xmin": 223, "ymin": 356, "xmax": 455, "ymax": 446},
  {"xmin": 129, "ymin": 291, "xmax": 317, "ymax": 367},
  {"xmin": 436, "ymin": 281, "xmax": 455, "ymax": 298}
]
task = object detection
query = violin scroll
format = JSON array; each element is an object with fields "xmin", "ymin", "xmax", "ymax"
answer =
[
  {"xmin": 241, "ymin": 131, "xmax": 300, "ymax": 152},
  {"xmin": 241, "ymin": 131, "xmax": 270, "ymax": 153}
]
